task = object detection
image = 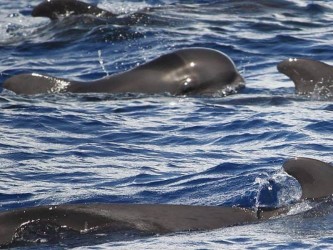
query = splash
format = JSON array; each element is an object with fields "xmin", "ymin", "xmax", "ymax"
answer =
[{"xmin": 11, "ymin": 219, "xmax": 76, "ymax": 246}]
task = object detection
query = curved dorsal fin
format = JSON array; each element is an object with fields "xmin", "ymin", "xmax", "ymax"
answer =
[
  {"xmin": 277, "ymin": 58, "xmax": 333, "ymax": 96},
  {"xmin": 283, "ymin": 157, "xmax": 333, "ymax": 200}
]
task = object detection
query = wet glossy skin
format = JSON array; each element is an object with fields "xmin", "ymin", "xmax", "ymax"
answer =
[
  {"xmin": 3, "ymin": 48, "xmax": 245, "ymax": 96},
  {"xmin": 277, "ymin": 58, "xmax": 333, "ymax": 96}
]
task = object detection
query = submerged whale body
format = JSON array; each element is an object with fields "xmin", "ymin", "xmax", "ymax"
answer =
[
  {"xmin": 0, "ymin": 157, "xmax": 332, "ymax": 247},
  {"xmin": 32, "ymin": 0, "xmax": 116, "ymax": 20},
  {"xmin": 277, "ymin": 58, "xmax": 333, "ymax": 97},
  {"xmin": 2, "ymin": 48, "xmax": 245, "ymax": 96}
]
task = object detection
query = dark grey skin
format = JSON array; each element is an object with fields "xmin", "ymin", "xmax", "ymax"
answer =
[
  {"xmin": 0, "ymin": 157, "xmax": 332, "ymax": 247},
  {"xmin": 2, "ymin": 48, "xmax": 245, "ymax": 96},
  {"xmin": 283, "ymin": 157, "xmax": 333, "ymax": 200},
  {"xmin": 277, "ymin": 58, "xmax": 333, "ymax": 97},
  {"xmin": 32, "ymin": 0, "xmax": 116, "ymax": 20}
]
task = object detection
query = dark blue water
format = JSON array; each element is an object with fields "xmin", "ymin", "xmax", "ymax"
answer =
[{"xmin": 0, "ymin": 0, "xmax": 332, "ymax": 249}]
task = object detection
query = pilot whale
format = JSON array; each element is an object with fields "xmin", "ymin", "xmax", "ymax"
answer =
[
  {"xmin": 2, "ymin": 48, "xmax": 245, "ymax": 96},
  {"xmin": 277, "ymin": 58, "xmax": 333, "ymax": 97},
  {"xmin": 0, "ymin": 157, "xmax": 332, "ymax": 247},
  {"xmin": 32, "ymin": 0, "xmax": 116, "ymax": 20}
]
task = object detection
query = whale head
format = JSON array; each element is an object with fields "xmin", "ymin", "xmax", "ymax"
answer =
[
  {"xmin": 176, "ymin": 48, "xmax": 245, "ymax": 96},
  {"xmin": 153, "ymin": 48, "xmax": 245, "ymax": 96}
]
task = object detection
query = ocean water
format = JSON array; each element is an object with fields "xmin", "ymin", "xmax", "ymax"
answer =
[{"xmin": 0, "ymin": 0, "xmax": 332, "ymax": 249}]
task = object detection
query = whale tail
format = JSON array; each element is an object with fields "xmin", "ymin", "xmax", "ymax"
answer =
[
  {"xmin": 31, "ymin": 0, "xmax": 115, "ymax": 20},
  {"xmin": 277, "ymin": 58, "xmax": 333, "ymax": 96},
  {"xmin": 3, "ymin": 73, "xmax": 75, "ymax": 95},
  {"xmin": 283, "ymin": 157, "xmax": 333, "ymax": 200}
]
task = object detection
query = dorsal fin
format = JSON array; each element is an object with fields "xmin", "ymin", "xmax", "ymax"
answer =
[
  {"xmin": 277, "ymin": 58, "xmax": 333, "ymax": 96},
  {"xmin": 283, "ymin": 157, "xmax": 333, "ymax": 200},
  {"xmin": 31, "ymin": 0, "xmax": 115, "ymax": 20}
]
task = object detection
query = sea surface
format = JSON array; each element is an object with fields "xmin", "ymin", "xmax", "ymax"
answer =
[{"xmin": 0, "ymin": 0, "xmax": 332, "ymax": 249}]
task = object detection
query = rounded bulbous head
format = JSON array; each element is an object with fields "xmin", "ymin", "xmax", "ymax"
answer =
[
  {"xmin": 174, "ymin": 48, "xmax": 245, "ymax": 95},
  {"xmin": 142, "ymin": 48, "xmax": 245, "ymax": 96}
]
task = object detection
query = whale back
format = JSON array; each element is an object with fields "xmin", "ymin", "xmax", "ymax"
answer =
[
  {"xmin": 0, "ymin": 204, "xmax": 257, "ymax": 247},
  {"xmin": 0, "ymin": 157, "xmax": 332, "ymax": 247},
  {"xmin": 283, "ymin": 157, "xmax": 333, "ymax": 200},
  {"xmin": 31, "ymin": 0, "xmax": 114, "ymax": 20},
  {"xmin": 3, "ymin": 73, "xmax": 75, "ymax": 95},
  {"xmin": 277, "ymin": 58, "xmax": 333, "ymax": 96}
]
